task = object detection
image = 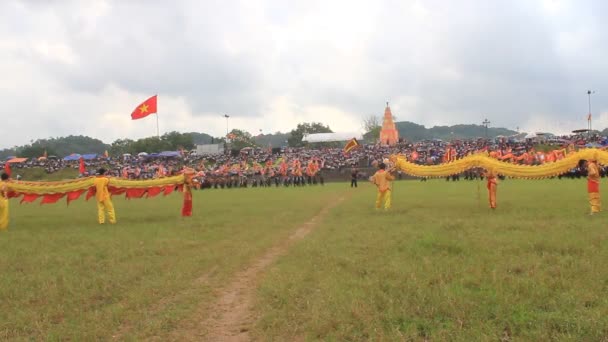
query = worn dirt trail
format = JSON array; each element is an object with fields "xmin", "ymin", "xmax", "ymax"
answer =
[{"xmin": 172, "ymin": 196, "xmax": 346, "ymax": 341}]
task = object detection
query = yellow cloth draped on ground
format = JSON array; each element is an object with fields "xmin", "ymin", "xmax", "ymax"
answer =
[{"xmin": 391, "ymin": 148, "xmax": 608, "ymax": 179}]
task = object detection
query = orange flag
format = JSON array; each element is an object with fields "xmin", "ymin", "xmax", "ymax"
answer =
[
  {"xmin": 131, "ymin": 95, "xmax": 158, "ymax": 120},
  {"xmin": 343, "ymin": 138, "xmax": 359, "ymax": 153}
]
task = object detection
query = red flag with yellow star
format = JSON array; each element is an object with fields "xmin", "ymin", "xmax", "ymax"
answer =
[{"xmin": 131, "ymin": 95, "xmax": 157, "ymax": 120}]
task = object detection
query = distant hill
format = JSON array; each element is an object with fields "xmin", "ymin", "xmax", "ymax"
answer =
[
  {"xmin": 189, "ymin": 132, "xmax": 215, "ymax": 145},
  {"xmin": 0, "ymin": 135, "xmax": 110, "ymax": 160},
  {"xmin": 0, "ymin": 122, "xmax": 522, "ymax": 160},
  {"xmin": 253, "ymin": 132, "xmax": 291, "ymax": 147},
  {"xmin": 395, "ymin": 121, "xmax": 518, "ymax": 141}
]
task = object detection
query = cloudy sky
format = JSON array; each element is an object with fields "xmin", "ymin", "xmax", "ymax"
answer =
[{"xmin": 1, "ymin": 0, "xmax": 607, "ymax": 148}]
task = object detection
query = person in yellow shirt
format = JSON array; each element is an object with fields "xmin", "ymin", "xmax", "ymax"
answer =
[
  {"xmin": 582, "ymin": 159, "xmax": 601, "ymax": 214},
  {"xmin": 370, "ymin": 162, "xmax": 395, "ymax": 210},
  {"xmin": 0, "ymin": 173, "xmax": 10, "ymax": 231},
  {"xmin": 93, "ymin": 168, "xmax": 116, "ymax": 224}
]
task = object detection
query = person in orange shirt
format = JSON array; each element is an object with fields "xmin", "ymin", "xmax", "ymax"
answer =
[
  {"xmin": 370, "ymin": 162, "xmax": 395, "ymax": 210},
  {"xmin": 93, "ymin": 168, "xmax": 116, "ymax": 224},
  {"xmin": 0, "ymin": 173, "xmax": 10, "ymax": 231},
  {"xmin": 582, "ymin": 159, "xmax": 601, "ymax": 214},
  {"xmin": 485, "ymin": 168, "xmax": 498, "ymax": 209}
]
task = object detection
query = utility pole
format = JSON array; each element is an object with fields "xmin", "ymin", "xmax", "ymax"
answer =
[
  {"xmin": 224, "ymin": 114, "xmax": 230, "ymax": 137},
  {"xmin": 482, "ymin": 118, "xmax": 491, "ymax": 139},
  {"xmin": 224, "ymin": 114, "xmax": 230, "ymax": 154},
  {"xmin": 587, "ymin": 90, "xmax": 595, "ymax": 139}
]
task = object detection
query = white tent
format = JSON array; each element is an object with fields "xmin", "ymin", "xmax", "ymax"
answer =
[{"xmin": 302, "ymin": 132, "xmax": 363, "ymax": 143}]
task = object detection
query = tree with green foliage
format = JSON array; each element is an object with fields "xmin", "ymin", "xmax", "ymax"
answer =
[
  {"xmin": 362, "ymin": 115, "xmax": 381, "ymax": 142},
  {"xmin": 109, "ymin": 139, "xmax": 134, "ymax": 156},
  {"xmin": 227, "ymin": 129, "xmax": 257, "ymax": 150},
  {"xmin": 288, "ymin": 122, "xmax": 333, "ymax": 147},
  {"xmin": 17, "ymin": 145, "xmax": 57, "ymax": 159},
  {"xmin": 2, "ymin": 135, "xmax": 109, "ymax": 159},
  {"xmin": 108, "ymin": 132, "xmax": 194, "ymax": 155}
]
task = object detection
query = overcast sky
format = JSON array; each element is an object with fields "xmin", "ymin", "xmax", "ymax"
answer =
[{"xmin": 1, "ymin": 0, "xmax": 607, "ymax": 148}]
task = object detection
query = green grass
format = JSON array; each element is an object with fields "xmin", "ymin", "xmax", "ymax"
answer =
[
  {"xmin": 0, "ymin": 185, "xmax": 343, "ymax": 340},
  {"xmin": 254, "ymin": 180, "xmax": 608, "ymax": 341},
  {"xmin": 13, "ymin": 167, "xmax": 80, "ymax": 181},
  {"xmin": 2, "ymin": 180, "xmax": 608, "ymax": 341}
]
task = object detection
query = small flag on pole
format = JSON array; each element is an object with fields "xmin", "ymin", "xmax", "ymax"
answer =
[
  {"xmin": 131, "ymin": 95, "xmax": 158, "ymax": 120},
  {"xmin": 587, "ymin": 113, "xmax": 592, "ymax": 122},
  {"xmin": 343, "ymin": 138, "xmax": 360, "ymax": 154}
]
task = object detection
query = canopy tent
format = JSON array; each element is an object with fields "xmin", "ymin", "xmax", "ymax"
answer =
[
  {"xmin": 6, "ymin": 156, "xmax": 16, "ymax": 160},
  {"xmin": 572, "ymin": 129, "xmax": 590, "ymax": 134},
  {"xmin": 302, "ymin": 132, "xmax": 363, "ymax": 143},
  {"xmin": 585, "ymin": 142, "xmax": 602, "ymax": 148},
  {"xmin": 63, "ymin": 154, "xmax": 81, "ymax": 161},
  {"xmin": 7, "ymin": 157, "xmax": 27, "ymax": 163},
  {"xmin": 81, "ymin": 154, "xmax": 98, "ymax": 160},
  {"xmin": 158, "ymin": 151, "xmax": 181, "ymax": 157},
  {"xmin": 137, "ymin": 152, "xmax": 149, "ymax": 157}
]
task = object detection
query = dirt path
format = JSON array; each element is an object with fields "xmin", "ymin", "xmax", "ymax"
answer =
[{"xmin": 172, "ymin": 196, "xmax": 346, "ymax": 341}]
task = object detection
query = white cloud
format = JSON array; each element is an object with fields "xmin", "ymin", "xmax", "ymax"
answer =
[{"xmin": 0, "ymin": 0, "xmax": 607, "ymax": 149}]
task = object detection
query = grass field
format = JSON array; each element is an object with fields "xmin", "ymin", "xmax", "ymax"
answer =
[{"xmin": 1, "ymin": 180, "xmax": 608, "ymax": 340}]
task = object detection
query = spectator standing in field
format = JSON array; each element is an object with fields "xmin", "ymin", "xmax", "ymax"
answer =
[
  {"xmin": 350, "ymin": 166, "xmax": 358, "ymax": 188},
  {"xmin": 370, "ymin": 162, "xmax": 395, "ymax": 210},
  {"xmin": 94, "ymin": 168, "xmax": 116, "ymax": 224},
  {"xmin": 0, "ymin": 173, "xmax": 10, "ymax": 231}
]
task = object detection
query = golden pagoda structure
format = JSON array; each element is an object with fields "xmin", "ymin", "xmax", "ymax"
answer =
[{"xmin": 379, "ymin": 102, "xmax": 399, "ymax": 145}]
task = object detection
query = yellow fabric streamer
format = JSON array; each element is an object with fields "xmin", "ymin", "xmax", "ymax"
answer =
[
  {"xmin": 392, "ymin": 148, "xmax": 605, "ymax": 179},
  {"xmin": 9, "ymin": 175, "xmax": 185, "ymax": 195}
]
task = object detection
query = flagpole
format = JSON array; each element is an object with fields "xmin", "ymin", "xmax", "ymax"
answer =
[{"xmin": 156, "ymin": 113, "xmax": 160, "ymax": 139}]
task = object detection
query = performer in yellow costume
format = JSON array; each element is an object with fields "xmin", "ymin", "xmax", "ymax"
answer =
[
  {"xmin": 94, "ymin": 168, "xmax": 116, "ymax": 224},
  {"xmin": 370, "ymin": 162, "xmax": 395, "ymax": 210},
  {"xmin": 583, "ymin": 159, "xmax": 601, "ymax": 214},
  {"xmin": 0, "ymin": 173, "xmax": 10, "ymax": 231},
  {"xmin": 181, "ymin": 168, "xmax": 195, "ymax": 217},
  {"xmin": 485, "ymin": 169, "xmax": 498, "ymax": 209}
]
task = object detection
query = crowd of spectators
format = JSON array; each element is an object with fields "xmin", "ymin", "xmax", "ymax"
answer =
[{"xmin": 3, "ymin": 134, "xmax": 607, "ymax": 185}]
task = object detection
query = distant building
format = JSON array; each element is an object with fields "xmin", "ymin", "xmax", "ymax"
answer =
[
  {"xmin": 380, "ymin": 102, "xmax": 399, "ymax": 145},
  {"xmin": 195, "ymin": 144, "xmax": 223, "ymax": 155}
]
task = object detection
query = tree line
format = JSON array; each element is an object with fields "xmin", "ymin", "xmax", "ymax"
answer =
[{"xmin": 0, "ymin": 119, "xmax": 521, "ymax": 159}]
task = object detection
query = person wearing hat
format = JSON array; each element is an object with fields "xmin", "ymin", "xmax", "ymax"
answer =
[
  {"xmin": 0, "ymin": 172, "xmax": 11, "ymax": 230},
  {"xmin": 369, "ymin": 162, "xmax": 395, "ymax": 210},
  {"xmin": 581, "ymin": 159, "xmax": 601, "ymax": 214},
  {"xmin": 93, "ymin": 168, "xmax": 116, "ymax": 224}
]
